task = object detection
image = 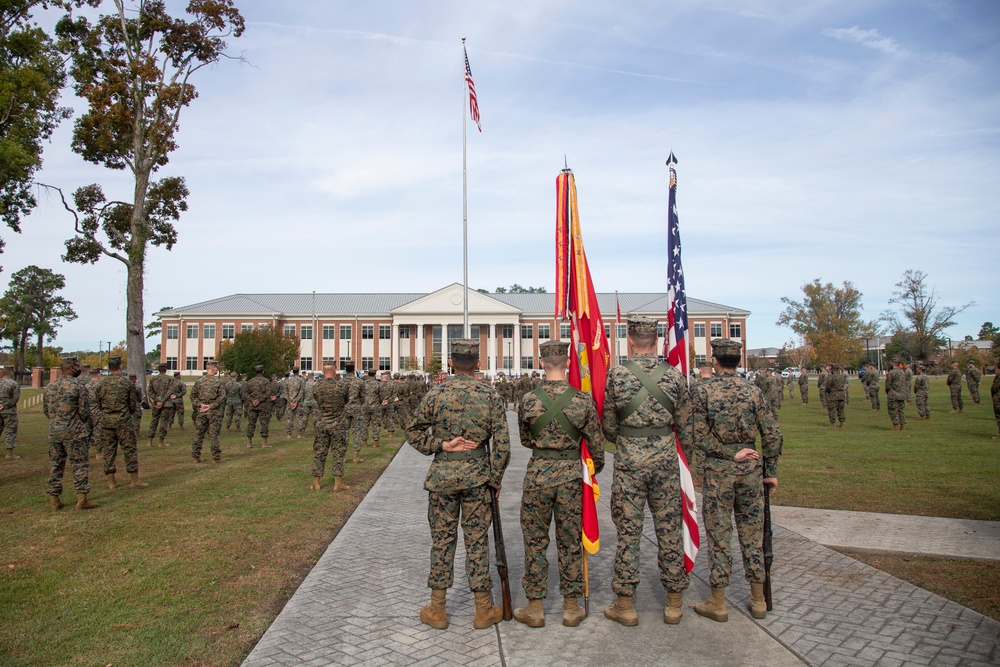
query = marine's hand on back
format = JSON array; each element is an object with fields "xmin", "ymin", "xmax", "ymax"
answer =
[{"xmin": 735, "ymin": 448, "xmax": 759, "ymax": 462}]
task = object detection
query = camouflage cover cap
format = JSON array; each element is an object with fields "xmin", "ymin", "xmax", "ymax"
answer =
[
  {"xmin": 63, "ymin": 355, "xmax": 79, "ymax": 363},
  {"xmin": 206, "ymin": 360, "xmax": 219, "ymax": 368},
  {"xmin": 627, "ymin": 316, "xmax": 658, "ymax": 335},
  {"xmin": 451, "ymin": 338, "xmax": 479, "ymax": 356},
  {"xmin": 539, "ymin": 340, "xmax": 570, "ymax": 358},
  {"xmin": 108, "ymin": 356, "xmax": 122, "ymax": 363},
  {"xmin": 254, "ymin": 364, "xmax": 265, "ymax": 372},
  {"xmin": 710, "ymin": 338, "xmax": 742, "ymax": 356}
]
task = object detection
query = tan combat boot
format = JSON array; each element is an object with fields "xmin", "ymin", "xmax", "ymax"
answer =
[
  {"xmin": 604, "ymin": 594, "xmax": 638, "ymax": 627},
  {"xmin": 829, "ymin": 423, "xmax": 836, "ymax": 429},
  {"xmin": 749, "ymin": 582, "xmax": 767, "ymax": 619},
  {"xmin": 106, "ymin": 473, "xmax": 117, "ymax": 490},
  {"xmin": 75, "ymin": 492, "xmax": 99, "ymax": 510},
  {"xmin": 129, "ymin": 472, "xmax": 149, "ymax": 489},
  {"xmin": 562, "ymin": 596, "xmax": 586, "ymax": 627},
  {"xmin": 4, "ymin": 449, "xmax": 20, "ymax": 459},
  {"xmin": 472, "ymin": 591, "xmax": 503, "ymax": 629},
  {"xmin": 693, "ymin": 587, "xmax": 728, "ymax": 622},
  {"xmin": 899, "ymin": 423, "xmax": 905, "ymax": 431},
  {"xmin": 247, "ymin": 437, "xmax": 253, "ymax": 449},
  {"xmin": 353, "ymin": 451, "xmax": 363, "ymax": 463},
  {"xmin": 147, "ymin": 437, "xmax": 155, "ymax": 448},
  {"xmin": 333, "ymin": 476, "xmax": 351, "ymax": 491},
  {"xmin": 891, "ymin": 424, "xmax": 900, "ymax": 432},
  {"xmin": 261, "ymin": 437, "xmax": 270, "ymax": 448},
  {"xmin": 420, "ymin": 589, "xmax": 448, "ymax": 629},
  {"xmin": 49, "ymin": 495, "xmax": 63, "ymax": 511},
  {"xmin": 158, "ymin": 437, "xmax": 168, "ymax": 448},
  {"xmin": 513, "ymin": 598, "xmax": 545, "ymax": 628},
  {"xmin": 663, "ymin": 591, "xmax": 683, "ymax": 625},
  {"xmin": 310, "ymin": 477, "xmax": 321, "ymax": 491}
]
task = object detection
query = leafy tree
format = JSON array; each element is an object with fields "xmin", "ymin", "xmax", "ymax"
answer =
[
  {"xmin": 0, "ymin": 265, "xmax": 76, "ymax": 370},
  {"xmin": 777, "ymin": 279, "xmax": 878, "ymax": 366},
  {"xmin": 978, "ymin": 322, "xmax": 997, "ymax": 341},
  {"xmin": 145, "ymin": 305, "xmax": 172, "ymax": 339},
  {"xmin": 0, "ymin": 1, "xmax": 83, "ymax": 267},
  {"xmin": 145, "ymin": 342, "xmax": 161, "ymax": 367},
  {"xmin": 881, "ymin": 269, "xmax": 973, "ymax": 361},
  {"xmin": 424, "ymin": 356, "xmax": 442, "ymax": 375},
  {"xmin": 43, "ymin": 0, "xmax": 244, "ymax": 388},
  {"xmin": 217, "ymin": 327, "xmax": 298, "ymax": 378}
]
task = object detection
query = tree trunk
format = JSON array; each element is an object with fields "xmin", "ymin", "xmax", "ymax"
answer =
[
  {"xmin": 36, "ymin": 330, "xmax": 44, "ymax": 368},
  {"xmin": 17, "ymin": 330, "xmax": 29, "ymax": 373},
  {"xmin": 127, "ymin": 164, "xmax": 151, "ymax": 399}
]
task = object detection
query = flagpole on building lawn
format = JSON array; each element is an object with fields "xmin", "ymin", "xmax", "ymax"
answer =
[
  {"xmin": 461, "ymin": 37, "xmax": 469, "ymax": 338},
  {"xmin": 583, "ymin": 550, "xmax": 590, "ymax": 615}
]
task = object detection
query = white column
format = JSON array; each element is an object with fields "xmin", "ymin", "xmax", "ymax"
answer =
[
  {"xmin": 441, "ymin": 323, "xmax": 449, "ymax": 370},
  {"xmin": 487, "ymin": 322, "xmax": 497, "ymax": 373},
  {"xmin": 416, "ymin": 323, "xmax": 425, "ymax": 369},
  {"xmin": 391, "ymin": 323, "xmax": 399, "ymax": 373},
  {"xmin": 514, "ymin": 324, "xmax": 522, "ymax": 376}
]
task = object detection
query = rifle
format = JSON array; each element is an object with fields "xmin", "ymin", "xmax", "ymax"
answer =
[
  {"xmin": 485, "ymin": 440, "xmax": 513, "ymax": 621},
  {"xmin": 762, "ymin": 482, "xmax": 774, "ymax": 611}
]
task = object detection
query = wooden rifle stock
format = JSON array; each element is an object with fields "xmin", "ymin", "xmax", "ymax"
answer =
[
  {"xmin": 763, "ymin": 483, "xmax": 774, "ymax": 611},
  {"xmin": 489, "ymin": 485, "xmax": 513, "ymax": 620}
]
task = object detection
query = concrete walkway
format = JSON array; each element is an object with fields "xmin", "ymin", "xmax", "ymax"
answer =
[{"xmin": 242, "ymin": 413, "xmax": 1000, "ymax": 666}]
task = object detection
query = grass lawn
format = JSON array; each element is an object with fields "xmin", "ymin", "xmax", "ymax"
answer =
[{"xmin": 0, "ymin": 402, "xmax": 404, "ymax": 667}]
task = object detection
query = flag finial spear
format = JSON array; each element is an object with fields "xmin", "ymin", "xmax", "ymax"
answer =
[
  {"xmin": 666, "ymin": 150, "xmax": 678, "ymax": 167},
  {"xmin": 462, "ymin": 36, "xmax": 466, "ymax": 43}
]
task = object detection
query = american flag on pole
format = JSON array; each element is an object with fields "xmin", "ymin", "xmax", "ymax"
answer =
[
  {"xmin": 664, "ymin": 153, "xmax": 699, "ymax": 573},
  {"xmin": 464, "ymin": 45, "xmax": 481, "ymax": 132}
]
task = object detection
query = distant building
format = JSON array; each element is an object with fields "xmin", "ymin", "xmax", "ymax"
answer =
[{"xmin": 158, "ymin": 283, "xmax": 750, "ymax": 375}]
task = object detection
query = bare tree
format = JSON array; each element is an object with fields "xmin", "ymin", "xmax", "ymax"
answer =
[{"xmin": 882, "ymin": 269, "xmax": 973, "ymax": 361}]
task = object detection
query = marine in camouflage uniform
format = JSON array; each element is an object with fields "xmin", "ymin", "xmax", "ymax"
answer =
[
  {"xmin": 297, "ymin": 374, "xmax": 318, "ymax": 436},
  {"xmin": 43, "ymin": 357, "xmax": 97, "ymax": 510},
  {"xmin": 787, "ymin": 374, "xmax": 795, "ymax": 399},
  {"xmin": 691, "ymin": 338, "xmax": 781, "ymax": 622},
  {"xmin": 797, "ymin": 369, "xmax": 809, "ymax": 404},
  {"xmin": 360, "ymin": 370, "xmax": 383, "ymax": 447},
  {"xmin": 223, "ymin": 372, "xmax": 244, "ymax": 430},
  {"xmin": 991, "ymin": 372, "xmax": 1000, "ymax": 438},
  {"xmin": 886, "ymin": 360, "xmax": 908, "ymax": 430},
  {"xmin": 283, "ymin": 368, "xmax": 306, "ymax": 437},
  {"xmin": 378, "ymin": 372, "xmax": 396, "ymax": 435},
  {"xmin": 95, "ymin": 357, "xmax": 148, "ymax": 489},
  {"xmin": 514, "ymin": 340, "xmax": 604, "ymax": 628},
  {"xmin": 274, "ymin": 374, "xmax": 288, "ymax": 421},
  {"xmin": 823, "ymin": 366, "xmax": 847, "ymax": 427},
  {"xmin": 966, "ymin": 363, "xmax": 982, "ymax": 405},
  {"xmin": 86, "ymin": 370, "xmax": 101, "ymax": 457},
  {"xmin": 244, "ymin": 366, "xmax": 274, "ymax": 447},
  {"xmin": 764, "ymin": 371, "xmax": 782, "ymax": 417},
  {"xmin": 405, "ymin": 339, "xmax": 510, "ymax": 631},
  {"xmin": 817, "ymin": 366, "xmax": 830, "ymax": 410},
  {"xmin": 170, "ymin": 372, "xmax": 186, "ymax": 429},
  {"xmin": 342, "ymin": 363, "xmax": 364, "ymax": 460},
  {"xmin": 190, "ymin": 361, "xmax": 227, "ymax": 463},
  {"xmin": 946, "ymin": 363, "xmax": 963, "ymax": 412},
  {"xmin": 147, "ymin": 364, "xmax": 177, "ymax": 446},
  {"xmin": 310, "ymin": 363, "xmax": 350, "ymax": 489},
  {"xmin": 601, "ymin": 317, "xmax": 692, "ymax": 627},
  {"xmin": 904, "ymin": 364, "xmax": 914, "ymax": 405},
  {"xmin": 913, "ymin": 365, "xmax": 931, "ymax": 419},
  {"xmin": 865, "ymin": 365, "xmax": 881, "ymax": 411},
  {"xmin": 0, "ymin": 367, "xmax": 21, "ymax": 459}
]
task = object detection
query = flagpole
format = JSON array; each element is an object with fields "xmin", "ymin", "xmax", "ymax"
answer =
[{"xmin": 461, "ymin": 37, "xmax": 469, "ymax": 339}]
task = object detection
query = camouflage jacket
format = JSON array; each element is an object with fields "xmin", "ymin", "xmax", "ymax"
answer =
[
  {"xmin": 224, "ymin": 379, "xmax": 243, "ymax": 404},
  {"xmin": 405, "ymin": 373, "xmax": 510, "ymax": 493},
  {"xmin": 765, "ymin": 375, "xmax": 783, "ymax": 398},
  {"xmin": 946, "ymin": 369, "xmax": 962, "ymax": 388},
  {"xmin": 190, "ymin": 374, "xmax": 226, "ymax": 412},
  {"xmin": 518, "ymin": 380, "xmax": 604, "ymax": 490},
  {"xmin": 378, "ymin": 378, "xmax": 395, "ymax": 405},
  {"xmin": 283, "ymin": 375, "xmax": 305, "ymax": 404},
  {"xmin": 797, "ymin": 372, "xmax": 809, "ymax": 389},
  {"xmin": 95, "ymin": 374, "xmax": 137, "ymax": 427},
  {"xmin": 302, "ymin": 379, "xmax": 318, "ymax": 408},
  {"xmin": 967, "ymin": 367, "xmax": 982, "ymax": 384},
  {"xmin": 0, "ymin": 377, "xmax": 20, "ymax": 413},
  {"xmin": 43, "ymin": 375, "xmax": 91, "ymax": 440},
  {"xmin": 817, "ymin": 372, "xmax": 828, "ymax": 392},
  {"xmin": 992, "ymin": 374, "xmax": 1000, "ymax": 400},
  {"xmin": 361, "ymin": 376, "xmax": 381, "ymax": 408},
  {"xmin": 344, "ymin": 375, "xmax": 363, "ymax": 414},
  {"xmin": 824, "ymin": 373, "xmax": 847, "ymax": 401},
  {"xmin": 865, "ymin": 372, "xmax": 879, "ymax": 393},
  {"xmin": 171, "ymin": 378, "xmax": 187, "ymax": 406},
  {"xmin": 690, "ymin": 372, "xmax": 781, "ymax": 478},
  {"xmin": 313, "ymin": 376, "xmax": 348, "ymax": 426},
  {"xmin": 243, "ymin": 374, "xmax": 271, "ymax": 407},
  {"xmin": 913, "ymin": 375, "xmax": 930, "ymax": 396},
  {"xmin": 886, "ymin": 368, "xmax": 908, "ymax": 400},
  {"xmin": 86, "ymin": 380, "xmax": 100, "ymax": 417},
  {"xmin": 148, "ymin": 374, "xmax": 175, "ymax": 406},
  {"xmin": 601, "ymin": 354, "xmax": 692, "ymax": 471}
]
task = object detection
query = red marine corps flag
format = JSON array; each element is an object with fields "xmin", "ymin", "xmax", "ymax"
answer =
[
  {"xmin": 555, "ymin": 167, "xmax": 610, "ymax": 612},
  {"xmin": 664, "ymin": 152, "xmax": 699, "ymax": 573}
]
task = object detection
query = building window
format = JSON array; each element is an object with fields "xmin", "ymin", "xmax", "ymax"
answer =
[
  {"xmin": 301, "ymin": 325, "xmax": 313, "ymax": 340},
  {"xmin": 501, "ymin": 324, "xmax": 514, "ymax": 339},
  {"xmin": 616, "ymin": 324, "xmax": 627, "ymax": 339},
  {"xmin": 241, "ymin": 324, "xmax": 253, "ymax": 333},
  {"xmin": 165, "ymin": 357, "xmax": 178, "ymax": 370},
  {"xmin": 166, "ymin": 324, "xmax": 178, "ymax": 340},
  {"xmin": 203, "ymin": 324, "xmax": 216, "ymax": 339},
  {"xmin": 186, "ymin": 356, "xmax": 198, "ymax": 371},
  {"xmin": 283, "ymin": 324, "xmax": 296, "ymax": 337},
  {"xmin": 322, "ymin": 356, "xmax": 336, "ymax": 365},
  {"xmin": 604, "ymin": 324, "xmax": 611, "ymax": 341},
  {"xmin": 521, "ymin": 324, "xmax": 533, "ymax": 339},
  {"xmin": 657, "ymin": 323, "xmax": 666, "ymax": 338},
  {"xmin": 379, "ymin": 356, "xmax": 391, "ymax": 371},
  {"xmin": 379, "ymin": 325, "xmax": 391, "ymax": 340},
  {"xmin": 222, "ymin": 324, "xmax": 235, "ymax": 339},
  {"xmin": 340, "ymin": 324, "xmax": 352, "ymax": 340},
  {"xmin": 521, "ymin": 356, "xmax": 534, "ymax": 370},
  {"xmin": 538, "ymin": 324, "xmax": 550, "ymax": 340},
  {"xmin": 361, "ymin": 357, "xmax": 374, "ymax": 371},
  {"xmin": 259, "ymin": 324, "xmax": 270, "ymax": 331},
  {"xmin": 362, "ymin": 325, "xmax": 374, "ymax": 340},
  {"xmin": 503, "ymin": 355, "xmax": 513, "ymax": 371},
  {"xmin": 399, "ymin": 325, "xmax": 410, "ymax": 338},
  {"xmin": 322, "ymin": 325, "xmax": 336, "ymax": 339},
  {"xmin": 729, "ymin": 323, "xmax": 742, "ymax": 339},
  {"xmin": 693, "ymin": 323, "xmax": 706, "ymax": 338},
  {"xmin": 300, "ymin": 357, "xmax": 313, "ymax": 371},
  {"xmin": 710, "ymin": 323, "xmax": 723, "ymax": 338},
  {"xmin": 560, "ymin": 323, "xmax": 571, "ymax": 340},
  {"xmin": 202, "ymin": 356, "xmax": 214, "ymax": 370},
  {"xmin": 618, "ymin": 355, "xmax": 628, "ymax": 366},
  {"xmin": 339, "ymin": 356, "xmax": 350, "ymax": 371},
  {"xmin": 695, "ymin": 354, "xmax": 707, "ymax": 366},
  {"xmin": 186, "ymin": 324, "xmax": 198, "ymax": 339}
]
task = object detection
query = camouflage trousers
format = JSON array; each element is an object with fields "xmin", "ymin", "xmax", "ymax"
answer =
[
  {"xmin": 766, "ymin": 396, "xmax": 780, "ymax": 420},
  {"xmin": 1, "ymin": 411, "xmax": 17, "ymax": 449},
  {"xmin": 148, "ymin": 405, "xmax": 175, "ymax": 440},
  {"xmin": 173, "ymin": 404, "xmax": 185, "ymax": 427},
  {"xmin": 915, "ymin": 392, "xmax": 929, "ymax": 418},
  {"xmin": 993, "ymin": 394, "xmax": 1000, "ymax": 433},
  {"xmin": 245, "ymin": 405, "xmax": 272, "ymax": 439},
  {"xmin": 285, "ymin": 404, "xmax": 301, "ymax": 435},
  {"xmin": 296, "ymin": 405, "xmax": 315, "ymax": 435},
  {"xmin": 89, "ymin": 412, "xmax": 102, "ymax": 454},
  {"xmin": 950, "ymin": 386, "xmax": 963, "ymax": 410},
  {"xmin": 800, "ymin": 385, "xmax": 808, "ymax": 404},
  {"xmin": 224, "ymin": 403, "xmax": 243, "ymax": 429},
  {"xmin": 827, "ymin": 399, "xmax": 845, "ymax": 424},
  {"xmin": 610, "ymin": 464, "xmax": 688, "ymax": 595},
  {"xmin": 520, "ymin": 480, "xmax": 583, "ymax": 599},
  {"xmin": 275, "ymin": 398, "xmax": 287, "ymax": 421},
  {"xmin": 968, "ymin": 381, "xmax": 981, "ymax": 405},
  {"xmin": 788, "ymin": 382, "xmax": 795, "ymax": 398},
  {"xmin": 132, "ymin": 410, "xmax": 143, "ymax": 434},
  {"xmin": 381, "ymin": 403, "xmax": 397, "ymax": 433},
  {"xmin": 702, "ymin": 461, "xmax": 765, "ymax": 587},
  {"xmin": 343, "ymin": 410, "xmax": 364, "ymax": 452},
  {"xmin": 426, "ymin": 485, "xmax": 493, "ymax": 591},
  {"xmin": 101, "ymin": 424, "xmax": 138, "ymax": 475},
  {"xmin": 819, "ymin": 390, "xmax": 827, "ymax": 409},
  {"xmin": 48, "ymin": 437, "xmax": 90, "ymax": 496},
  {"xmin": 869, "ymin": 385, "xmax": 881, "ymax": 410},
  {"xmin": 361, "ymin": 406, "xmax": 382, "ymax": 444},
  {"xmin": 193, "ymin": 409, "xmax": 223, "ymax": 461},
  {"xmin": 312, "ymin": 420, "xmax": 347, "ymax": 478},
  {"xmin": 887, "ymin": 398, "xmax": 906, "ymax": 426}
]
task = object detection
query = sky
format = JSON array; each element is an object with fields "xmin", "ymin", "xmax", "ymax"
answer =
[{"xmin": 5, "ymin": 0, "xmax": 1000, "ymax": 353}]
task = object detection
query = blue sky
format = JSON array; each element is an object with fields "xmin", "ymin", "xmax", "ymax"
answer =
[{"xmin": 7, "ymin": 0, "xmax": 1000, "ymax": 352}]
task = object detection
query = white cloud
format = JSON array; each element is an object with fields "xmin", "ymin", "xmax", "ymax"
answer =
[{"xmin": 823, "ymin": 26, "xmax": 905, "ymax": 56}]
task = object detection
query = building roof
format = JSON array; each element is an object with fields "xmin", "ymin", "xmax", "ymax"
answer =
[
  {"xmin": 160, "ymin": 286, "xmax": 750, "ymax": 319},
  {"xmin": 747, "ymin": 347, "xmax": 781, "ymax": 357}
]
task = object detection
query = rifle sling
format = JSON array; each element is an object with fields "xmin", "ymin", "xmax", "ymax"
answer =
[
  {"xmin": 618, "ymin": 361, "xmax": 675, "ymax": 422},
  {"xmin": 529, "ymin": 386, "xmax": 582, "ymax": 445}
]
